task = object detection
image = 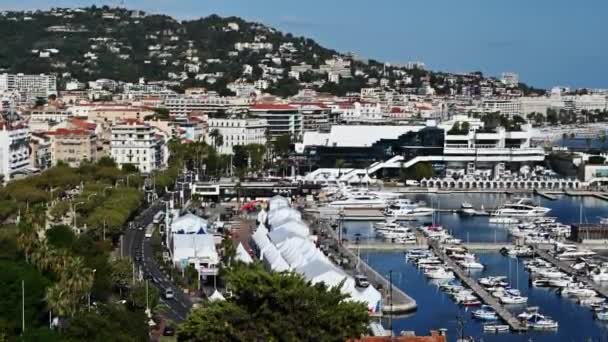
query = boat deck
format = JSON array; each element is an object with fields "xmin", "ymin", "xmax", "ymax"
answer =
[{"xmin": 429, "ymin": 241, "xmax": 528, "ymax": 332}]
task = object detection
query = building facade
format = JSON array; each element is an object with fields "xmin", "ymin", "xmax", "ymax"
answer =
[
  {"xmin": 0, "ymin": 124, "xmax": 31, "ymax": 180},
  {"xmin": 111, "ymin": 120, "xmax": 167, "ymax": 173},
  {"xmin": 0, "ymin": 73, "xmax": 57, "ymax": 103},
  {"xmin": 48, "ymin": 129, "xmax": 98, "ymax": 167},
  {"xmin": 249, "ymin": 104, "xmax": 302, "ymax": 139},
  {"xmin": 206, "ymin": 118, "xmax": 267, "ymax": 154}
]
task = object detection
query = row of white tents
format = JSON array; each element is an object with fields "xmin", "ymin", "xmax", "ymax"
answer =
[{"xmin": 251, "ymin": 196, "xmax": 382, "ymax": 313}]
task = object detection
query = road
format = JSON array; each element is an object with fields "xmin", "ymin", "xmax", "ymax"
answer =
[{"xmin": 123, "ymin": 199, "xmax": 193, "ymax": 322}]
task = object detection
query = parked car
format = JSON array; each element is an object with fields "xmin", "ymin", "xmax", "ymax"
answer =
[
  {"xmin": 163, "ymin": 326, "xmax": 175, "ymax": 336},
  {"xmin": 354, "ymin": 274, "xmax": 370, "ymax": 288}
]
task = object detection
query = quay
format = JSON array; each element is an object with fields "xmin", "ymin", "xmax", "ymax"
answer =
[
  {"xmin": 429, "ymin": 241, "xmax": 528, "ymax": 332},
  {"xmin": 346, "ymin": 242, "xmax": 513, "ymax": 251},
  {"xmin": 534, "ymin": 190, "xmax": 559, "ymax": 201},
  {"xmin": 311, "ymin": 214, "xmax": 418, "ymax": 314},
  {"xmin": 531, "ymin": 246, "xmax": 608, "ymax": 299},
  {"xmin": 564, "ymin": 190, "xmax": 608, "ymax": 202}
]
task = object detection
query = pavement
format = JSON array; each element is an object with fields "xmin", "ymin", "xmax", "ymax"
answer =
[{"xmin": 122, "ymin": 199, "xmax": 193, "ymax": 322}]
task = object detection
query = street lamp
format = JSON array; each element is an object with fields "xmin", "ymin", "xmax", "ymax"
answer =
[
  {"xmin": 88, "ymin": 269, "xmax": 97, "ymax": 311},
  {"xmin": 72, "ymin": 202, "xmax": 85, "ymax": 232}
]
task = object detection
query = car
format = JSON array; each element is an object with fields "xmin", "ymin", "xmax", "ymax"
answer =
[
  {"xmin": 163, "ymin": 326, "xmax": 175, "ymax": 336},
  {"xmin": 354, "ymin": 274, "xmax": 370, "ymax": 288},
  {"xmin": 164, "ymin": 288, "xmax": 175, "ymax": 299}
]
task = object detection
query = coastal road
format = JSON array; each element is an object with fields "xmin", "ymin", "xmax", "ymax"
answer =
[{"xmin": 123, "ymin": 200, "xmax": 193, "ymax": 322}]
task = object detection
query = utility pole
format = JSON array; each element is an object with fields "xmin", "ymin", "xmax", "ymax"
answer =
[
  {"xmin": 389, "ymin": 270, "xmax": 393, "ymax": 339},
  {"xmin": 21, "ymin": 280, "xmax": 25, "ymax": 334}
]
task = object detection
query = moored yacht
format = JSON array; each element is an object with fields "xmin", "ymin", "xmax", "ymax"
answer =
[
  {"xmin": 492, "ymin": 198, "xmax": 551, "ymax": 217},
  {"xmin": 329, "ymin": 194, "xmax": 386, "ymax": 209}
]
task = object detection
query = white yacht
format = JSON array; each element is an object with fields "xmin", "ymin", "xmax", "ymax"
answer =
[
  {"xmin": 384, "ymin": 199, "xmax": 434, "ymax": 219},
  {"xmin": 555, "ymin": 248, "xmax": 596, "ymax": 261},
  {"xmin": 458, "ymin": 256, "xmax": 484, "ymax": 270},
  {"xmin": 591, "ymin": 267, "xmax": 608, "ymax": 282},
  {"xmin": 492, "ymin": 198, "xmax": 551, "ymax": 218},
  {"xmin": 329, "ymin": 194, "xmax": 386, "ymax": 209},
  {"xmin": 425, "ymin": 267, "xmax": 455, "ymax": 280},
  {"xmin": 488, "ymin": 216, "xmax": 520, "ymax": 224}
]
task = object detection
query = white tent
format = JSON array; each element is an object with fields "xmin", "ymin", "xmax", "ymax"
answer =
[
  {"xmin": 268, "ymin": 196, "xmax": 290, "ymax": 211},
  {"xmin": 260, "ymin": 243, "xmax": 290, "ymax": 272},
  {"xmin": 257, "ymin": 209, "xmax": 268, "ymax": 224},
  {"xmin": 267, "ymin": 207, "xmax": 302, "ymax": 228},
  {"xmin": 277, "ymin": 236, "xmax": 326, "ymax": 269},
  {"xmin": 235, "ymin": 242, "xmax": 253, "ymax": 264},
  {"xmin": 170, "ymin": 213, "xmax": 208, "ymax": 234},
  {"xmin": 252, "ymin": 226, "xmax": 272, "ymax": 252},
  {"xmin": 269, "ymin": 220, "xmax": 310, "ymax": 242},
  {"xmin": 208, "ymin": 289, "xmax": 226, "ymax": 302},
  {"xmin": 172, "ymin": 234, "xmax": 218, "ymax": 266}
]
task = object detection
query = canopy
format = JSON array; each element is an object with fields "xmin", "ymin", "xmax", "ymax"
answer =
[
  {"xmin": 268, "ymin": 196, "xmax": 290, "ymax": 211},
  {"xmin": 235, "ymin": 242, "xmax": 253, "ymax": 264},
  {"xmin": 170, "ymin": 213, "xmax": 208, "ymax": 234},
  {"xmin": 208, "ymin": 289, "xmax": 226, "ymax": 302},
  {"xmin": 260, "ymin": 244, "xmax": 290, "ymax": 272},
  {"xmin": 267, "ymin": 207, "xmax": 302, "ymax": 228},
  {"xmin": 172, "ymin": 234, "xmax": 218, "ymax": 264}
]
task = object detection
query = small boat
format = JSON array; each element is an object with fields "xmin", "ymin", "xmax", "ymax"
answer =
[
  {"xmin": 579, "ymin": 297, "xmax": 606, "ymax": 306},
  {"xmin": 458, "ymin": 258, "xmax": 485, "ymax": 270},
  {"xmin": 425, "ymin": 267, "xmax": 455, "ymax": 280},
  {"xmin": 528, "ymin": 316, "xmax": 559, "ymax": 330},
  {"xmin": 461, "ymin": 299, "xmax": 482, "ymax": 307},
  {"xmin": 596, "ymin": 311, "xmax": 608, "ymax": 321},
  {"xmin": 472, "ymin": 306, "xmax": 498, "ymax": 320},
  {"xmin": 489, "ymin": 216, "xmax": 519, "ymax": 224},
  {"xmin": 500, "ymin": 294, "xmax": 528, "ymax": 305},
  {"xmin": 483, "ymin": 324, "xmax": 510, "ymax": 333},
  {"xmin": 532, "ymin": 278, "xmax": 551, "ymax": 287},
  {"xmin": 479, "ymin": 276, "xmax": 508, "ymax": 287}
]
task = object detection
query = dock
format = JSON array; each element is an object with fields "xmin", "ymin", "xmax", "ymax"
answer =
[
  {"xmin": 312, "ymin": 214, "xmax": 418, "ymax": 314},
  {"xmin": 346, "ymin": 242, "xmax": 513, "ymax": 252},
  {"xmin": 564, "ymin": 190, "xmax": 608, "ymax": 202},
  {"xmin": 429, "ymin": 241, "xmax": 528, "ymax": 332},
  {"xmin": 531, "ymin": 246, "xmax": 608, "ymax": 299},
  {"xmin": 534, "ymin": 190, "xmax": 560, "ymax": 201}
]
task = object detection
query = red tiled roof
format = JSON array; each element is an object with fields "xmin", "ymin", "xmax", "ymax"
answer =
[
  {"xmin": 70, "ymin": 118, "xmax": 97, "ymax": 130},
  {"xmin": 47, "ymin": 128, "xmax": 90, "ymax": 136},
  {"xmin": 250, "ymin": 103, "xmax": 297, "ymax": 110}
]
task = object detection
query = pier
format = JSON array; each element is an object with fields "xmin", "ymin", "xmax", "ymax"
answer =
[
  {"xmin": 346, "ymin": 242, "xmax": 513, "ymax": 251},
  {"xmin": 534, "ymin": 190, "xmax": 559, "ymax": 201},
  {"xmin": 429, "ymin": 241, "xmax": 528, "ymax": 332},
  {"xmin": 312, "ymin": 214, "xmax": 418, "ymax": 314},
  {"xmin": 531, "ymin": 246, "xmax": 608, "ymax": 299}
]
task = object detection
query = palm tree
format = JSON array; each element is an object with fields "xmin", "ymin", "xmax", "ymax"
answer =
[
  {"xmin": 45, "ymin": 283, "xmax": 72, "ymax": 317},
  {"xmin": 31, "ymin": 240, "xmax": 55, "ymax": 272},
  {"xmin": 209, "ymin": 129, "xmax": 224, "ymax": 151},
  {"xmin": 16, "ymin": 222, "xmax": 38, "ymax": 263}
]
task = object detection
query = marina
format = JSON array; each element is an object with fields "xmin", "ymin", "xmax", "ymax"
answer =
[{"xmin": 332, "ymin": 191, "xmax": 608, "ymax": 340}]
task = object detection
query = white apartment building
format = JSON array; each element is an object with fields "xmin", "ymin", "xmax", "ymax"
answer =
[
  {"xmin": 501, "ymin": 72, "xmax": 519, "ymax": 87},
  {"xmin": 0, "ymin": 73, "xmax": 57, "ymax": 103},
  {"xmin": 481, "ymin": 99, "xmax": 522, "ymax": 117},
  {"xmin": 164, "ymin": 96, "xmax": 250, "ymax": 117},
  {"xmin": 331, "ymin": 102, "xmax": 383, "ymax": 123},
  {"xmin": 110, "ymin": 120, "xmax": 167, "ymax": 173},
  {"xmin": 28, "ymin": 105, "xmax": 73, "ymax": 122},
  {"xmin": 249, "ymin": 104, "xmax": 302, "ymax": 139},
  {"xmin": 206, "ymin": 118, "xmax": 267, "ymax": 155},
  {"xmin": 0, "ymin": 124, "xmax": 31, "ymax": 180}
]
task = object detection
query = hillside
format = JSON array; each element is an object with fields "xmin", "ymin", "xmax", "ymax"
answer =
[{"xmin": 0, "ymin": 6, "xmax": 543, "ymax": 97}]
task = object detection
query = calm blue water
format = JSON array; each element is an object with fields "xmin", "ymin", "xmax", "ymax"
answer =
[
  {"xmin": 353, "ymin": 194, "xmax": 608, "ymax": 341},
  {"xmin": 558, "ymin": 138, "xmax": 608, "ymax": 152}
]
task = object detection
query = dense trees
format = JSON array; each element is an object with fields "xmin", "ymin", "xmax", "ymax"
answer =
[{"xmin": 178, "ymin": 264, "xmax": 370, "ymax": 341}]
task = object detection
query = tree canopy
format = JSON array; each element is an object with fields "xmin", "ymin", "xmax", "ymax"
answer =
[{"xmin": 177, "ymin": 264, "xmax": 370, "ymax": 341}]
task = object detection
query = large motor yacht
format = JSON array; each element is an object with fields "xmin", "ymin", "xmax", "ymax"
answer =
[
  {"xmin": 384, "ymin": 199, "xmax": 434, "ymax": 219},
  {"xmin": 492, "ymin": 198, "xmax": 551, "ymax": 218}
]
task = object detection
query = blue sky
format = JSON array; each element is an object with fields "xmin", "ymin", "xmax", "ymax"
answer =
[{"xmin": 2, "ymin": 0, "xmax": 607, "ymax": 89}]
